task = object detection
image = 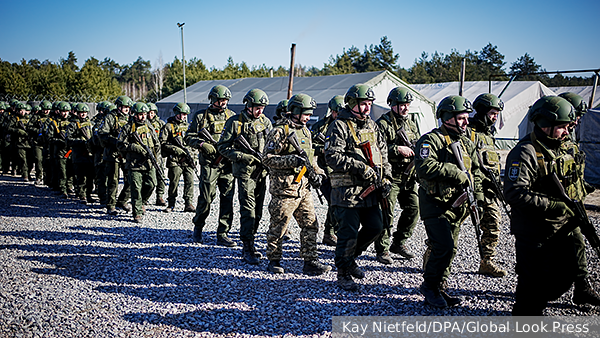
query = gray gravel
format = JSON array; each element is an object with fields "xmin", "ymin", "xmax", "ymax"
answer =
[{"xmin": 1, "ymin": 174, "xmax": 599, "ymax": 337}]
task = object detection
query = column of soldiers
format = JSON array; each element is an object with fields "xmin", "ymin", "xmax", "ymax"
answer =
[{"xmin": 2, "ymin": 86, "xmax": 600, "ymax": 314}]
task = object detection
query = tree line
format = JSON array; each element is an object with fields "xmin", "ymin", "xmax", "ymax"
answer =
[{"xmin": 0, "ymin": 37, "xmax": 595, "ymax": 103}]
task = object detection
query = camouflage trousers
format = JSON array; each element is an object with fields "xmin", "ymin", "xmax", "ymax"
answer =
[
  {"xmin": 266, "ymin": 187, "xmax": 319, "ymax": 262},
  {"xmin": 193, "ymin": 165, "xmax": 235, "ymax": 235},
  {"xmin": 480, "ymin": 198, "xmax": 502, "ymax": 260},
  {"xmin": 128, "ymin": 168, "xmax": 156, "ymax": 217}
]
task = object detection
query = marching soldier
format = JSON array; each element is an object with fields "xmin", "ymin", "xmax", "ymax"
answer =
[
  {"xmin": 66, "ymin": 103, "xmax": 95, "ymax": 204},
  {"xmin": 147, "ymin": 102, "xmax": 167, "ymax": 206},
  {"xmin": 47, "ymin": 101, "xmax": 73, "ymax": 198},
  {"xmin": 6, "ymin": 102, "xmax": 32, "ymax": 181},
  {"xmin": 28, "ymin": 100, "xmax": 52, "ymax": 185}
]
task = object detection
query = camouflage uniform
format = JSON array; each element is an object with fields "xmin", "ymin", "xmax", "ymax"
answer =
[
  {"xmin": 27, "ymin": 109, "xmax": 50, "ymax": 184},
  {"xmin": 185, "ymin": 106, "xmax": 235, "ymax": 243},
  {"xmin": 0, "ymin": 108, "xmax": 13, "ymax": 174},
  {"xmin": 90, "ymin": 109, "xmax": 108, "ymax": 204},
  {"xmin": 66, "ymin": 114, "xmax": 94, "ymax": 202},
  {"xmin": 374, "ymin": 110, "xmax": 420, "ymax": 259},
  {"xmin": 6, "ymin": 110, "xmax": 32, "ymax": 180},
  {"xmin": 160, "ymin": 115, "xmax": 195, "ymax": 209},
  {"xmin": 148, "ymin": 114, "xmax": 166, "ymax": 204},
  {"xmin": 99, "ymin": 109, "xmax": 131, "ymax": 212},
  {"xmin": 47, "ymin": 113, "xmax": 72, "ymax": 195}
]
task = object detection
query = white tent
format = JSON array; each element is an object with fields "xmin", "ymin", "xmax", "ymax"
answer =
[
  {"xmin": 411, "ymin": 81, "xmax": 556, "ymax": 148},
  {"xmin": 549, "ymin": 86, "xmax": 600, "ymax": 109}
]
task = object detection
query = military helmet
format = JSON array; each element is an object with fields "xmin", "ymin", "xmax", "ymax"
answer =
[
  {"xmin": 173, "ymin": 102, "xmax": 190, "ymax": 115},
  {"xmin": 436, "ymin": 95, "xmax": 473, "ymax": 121},
  {"xmin": 276, "ymin": 99, "xmax": 289, "ymax": 114},
  {"xmin": 208, "ymin": 85, "xmax": 232, "ymax": 103},
  {"xmin": 75, "ymin": 103, "xmax": 90, "ymax": 113},
  {"xmin": 344, "ymin": 84, "xmax": 375, "ymax": 109},
  {"xmin": 32, "ymin": 105, "xmax": 41, "ymax": 112},
  {"xmin": 387, "ymin": 87, "xmax": 414, "ymax": 107},
  {"xmin": 558, "ymin": 92, "xmax": 587, "ymax": 117},
  {"xmin": 40, "ymin": 100, "xmax": 53, "ymax": 110},
  {"xmin": 57, "ymin": 101, "xmax": 72, "ymax": 112},
  {"xmin": 106, "ymin": 104, "xmax": 117, "ymax": 113},
  {"xmin": 15, "ymin": 102, "xmax": 28, "ymax": 110},
  {"xmin": 288, "ymin": 94, "xmax": 316, "ymax": 116},
  {"xmin": 146, "ymin": 102, "xmax": 158, "ymax": 112},
  {"xmin": 131, "ymin": 102, "xmax": 149, "ymax": 114},
  {"xmin": 9, "ymin": 99, "xmax": 20, "ymax": 108},
  {"xmin": 25, "ymin": 104, "xmax": 32, "ymax": 111},
  {"xmin": 528, "ymin": 96, "xmax": 575, "ymax": 128},
  {"xmin": 328, "ymin": 95, "xmax": 345, "ymax": 112},
  {"xmin": 473, "ymin": 93, "xmax": 504, "ymax": 114},
  {"xmin": 115, "ymin": 95, "xmax": 133, "ymax": 107},
  {"xmin": 96, "ymin": 101, "xmax": 108, "ymax": 112},
  {"xmin": 0, "ymin": 101, "xmax": 8, "ymax": 110},
  {"xmin": 243, "ymin": 88, "xmax": 269, "ymax": 107}
]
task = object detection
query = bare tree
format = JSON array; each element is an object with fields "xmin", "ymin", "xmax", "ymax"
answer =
[{"xmin": 153, "ymin": 52, "xmax": 165, "ymax": 100}]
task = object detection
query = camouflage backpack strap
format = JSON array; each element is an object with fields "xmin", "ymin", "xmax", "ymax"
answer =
[
  {"xmin": 344, "ymin": 120, "xmax": 361, "ymax": 145},
  {"xmin": 530, "ymin": 131, "xmax": 552, "ymax": 177}
]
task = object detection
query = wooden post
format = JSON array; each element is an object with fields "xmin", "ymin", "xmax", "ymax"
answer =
[
  {"xmin": 287, "ymin": 43, "xmax": 296, "ymax": 99},
  {"xmin": 459, "ymin": 58, "xmax": 466, "ymax": 96}
]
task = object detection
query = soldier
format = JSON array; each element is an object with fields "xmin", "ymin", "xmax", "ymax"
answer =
[
  {"xmin": 415, "ymin": 95, "xmax": 483, "ymax": 308},
  {"xmin": 311, "ymin": 95, "xmax": 344, "ymax": 247},
  {"xmin": 217, "ymin": 88, "xmax": 272, "ymax": 265},
  {"xmin": 505, "ymin": 96, "xmax": 600, "ymax": 315},
  {"xmin": 273, "ymin": 99, "xmax": 289, "ymax": 122},
  {"xmin": 263, "ymin": 93, "xmax": 331, "ymax": 276},
  {"xmin": 117, "ymin": 102, "xmax": 159, "ymax": 223},
  {"xmin": 185, "ymin": 85, "xmax": 236, "ymax": 246},
  {"xmin": 160, "ymin": 103, "xmax": 195, "ymax": 212},
  {"xmin": 28, "ymin": 100, "xmax": 52, "ymax": 185},
  {"xmin": 99, "ymin": 96, "xmax": 133, "ymax": 215},
  {"xmin": 147, "ymin": 102, "xmax": 167, "ymax": 206},
  {"xmin": 90, "ymin": 101, "xmax": 111, "ymax": 205},
  {"xmin": 558, "ymin": 92, "xmax": 587, "ymax": 143},
  {"xmin": 324, "ymin": 84, "xmax": 392, "ymax": 291},
  {"xmin": 47, "ymin": 101, "xmax": 73, "ymax": 198},
  {"xmin": 0, "ymin": 101, "xmax": 7, "ymax": 174},
  {"xmin": 467, "ymin": 93, "xmax": 507, "ymax": 277},
  {"xmin": 373, "ymin": 87, "xmax": 420, "ymax": 264},
  {"xmin": 66, "ymin": 103, "xmax": 95, "ymax": 204},
  {"xmin": 6, "ymin": 102, "xmax": 32, "ymax": 181}
]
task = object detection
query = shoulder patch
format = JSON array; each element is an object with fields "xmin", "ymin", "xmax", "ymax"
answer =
[
  {"xmin": 420, "ymin": 143, "xmax": 431, "ymax": 158},
  {"xmin": 508, "ymin": 161, "xmax": 520, "ymax": 181}
]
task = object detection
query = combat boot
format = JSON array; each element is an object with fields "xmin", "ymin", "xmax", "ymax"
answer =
[
  {"xmin": 155, "ymin": 197, "xmax": 167, "ymax": 206},
  {"xmin": 478, "ymin": 259, "xmax": 507, "ymax": 277},
  {"xmin": 337, "ymin": 268, "xmax": 359, "ymax": 291},
  {"xmin": 133, "ymin": 215, "xmax": 142, "ymax": 223},
  {"xmin": 440, "ymin": 281, "xmax": 462, "ymax": 306},
  {"xmin": 267, "ymin": 260, "xmax": 284, "ymax": 274},
  {"xmin": 420, "ymin": 281, "xmax": 447, "ymax": 308},
  {"xmin": 116, "ymin": 201, "xmax": 131, "ymax": 212},
  {"xmin": 192, "ymin": 224, "xmax": 203, "ymax": 243},
  {"xmin": 242, "ymin": 240, "xmax": 260, "ymax": 265},
  {"xmin": 216, "ymin": 234, "xmax": 236, "ymax": 247},
  {"xmin": 573, "ymin": 277, "xmax": 600, "ymax": 306},
  {"xmin": 390, "ymin": 242, "xmax": 415, "ymax": 259},
  {"xmin": 376, "ymin": 252, "xmax": 393, "ymax": 265},
  {"xmin": 348, "ymin": 261, "xmax": 365, "ymax": 279},
  {"xmin": 323, "ymin": 233, "xmax": 337, "ymax": 246},
  {"xmin": 184, "ymin": 204, "xmax": 195, "ymax": 212},
  {"xmin": 303, "ymin": 260, "xmax": 331, "ymax": 276},
  {"xmin": 107, "ymin": 207, "xmax": 118, "ymax": 215}
]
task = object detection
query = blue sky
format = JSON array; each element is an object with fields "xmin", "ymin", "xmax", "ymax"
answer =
[{"xmin": 2, "ymin": 0, "xmax": 598, "ymax": 78}]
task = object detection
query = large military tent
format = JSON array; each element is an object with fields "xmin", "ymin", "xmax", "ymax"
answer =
[
  {"xmin": 411, "ymin": 81, "xmax": 556, "ymax": 148},
  {"xmin": 550, "ymin": 86, "xmax": 600, "ymax": 109},
  {"xmin": 157, "ymin": 70, "xmax": 437, "ymax": 135}
]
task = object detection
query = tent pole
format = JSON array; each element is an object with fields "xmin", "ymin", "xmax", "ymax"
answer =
[
  {"xmin": 590, "ymin": 72, "xmax": 599, "ymax": 109},
  {"xmin": 498, "ymin": 74, "xmax": 517, "ymax": 98},
  {"xmin": 287, "ymin": 43, "xmax": 296, "ymax": 99}
]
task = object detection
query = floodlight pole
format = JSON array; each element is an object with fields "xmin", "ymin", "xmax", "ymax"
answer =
[{"xmin": 177, "ymin": 22, "xmax": 187, "ymax": 103}]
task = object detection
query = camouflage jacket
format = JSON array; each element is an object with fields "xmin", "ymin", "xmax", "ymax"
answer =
[
  {"xmin": 65, "ymin": 116, "xmax": 93, "ymax": 163},
  {"xmin": 117, "ymin": 120, "xmax": 159, "ymax": 171},
  {"xmin": 376, "ymin": 111, "xmax": 419, "ymax": 180},
  {"xmin": 310, "ymin": 115, "xmax": 335, "ymax": 174},
  {"xmin": 185, "ymin": 106, "xmax": 234, "ymax": 168},
  {"xmin": 6, "ymin": 113, "xmax": 31, "ymax": 149},
  {"xmin": 98, "ymin": 111, "xmax": 130, "ymax": 162},
  {"xmin": 159, "ymin": 116, "xmax": 192, "ymax": 168}
]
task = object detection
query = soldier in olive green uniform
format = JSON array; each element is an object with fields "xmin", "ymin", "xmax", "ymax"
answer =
[
  {"xmin": 117, "ymin": 102, "xmax": 159, "ymax": 223},
  {"xmin": 263, "ymin": 93, "xmax": 331, "ymax": 276},
  {"xmin": 217, "ymin": 88, "xmax": 272, "ymax": 265},
  {"xmin": 373, "ymin": 87, "xmax": 420, "ymax": 264},
  {"xmin": 559, "ymin": 92, "xmax": 588, "ymax": 143},
  {"xmin": 6, "ymin": 102, "xmax": 33, "ymax": 181},
  {"xmin": 185, "ymin": 85, "xmax": 236, "ymax": 246},
  {"xmin": 99, "ymin": 96, "xmax": 133, "ymax": 215},
  {"xmin": 147, "ymin": 103, "xmax": 167, "ymax": 206},
  {"xmin": 505, "ymin": 96, "xmax": 600, "ymax": 315},
  {"xmin": 311, "ymin": 95, "xmax": 344, "ymax": 247},
  {"xmin": 47, "ymin": 102, "xmax": 73, "ymax": 198},
  {"xmin": 325, "ymin": 84, "xmax": 392, "ymax": 291},
  {"xmin": 28, "ymin": 100, "xmax": 52, "ymax": 185},
  {"xmin": 273, "ymin": 99, "xmax": 289, "ymax": 122},
  {"xmin": 90, "ymin": 102, "xmax": 111, "ymax": 205},
  {"xmin": 0, "ymin": 101, "xmax": 8, "ymax": 174},
  {"xmin": 415, "ymin": 95, "xmax": 483, "ymax": 308},
  {"xmin": 466, "ymin": 94, "xmax": 507, "ymax": 277},
  {"xmin": 1, "ymin": 101, "xmax": 17, "ymax": 175},
  {"xmin": 66, "ymin": 103, "xmax": 95, "ymax": 203},
  {"xmin": 160, "ymin": 103, "xmax": 195, "ymax": 212}
]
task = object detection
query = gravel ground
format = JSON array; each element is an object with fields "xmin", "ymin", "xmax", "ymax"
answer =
[{"xmin": 1, "ymin": 174, "xmax": 599, "ymax": 337}]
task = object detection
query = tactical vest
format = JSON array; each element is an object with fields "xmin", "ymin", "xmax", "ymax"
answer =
[
  {"xmin": 202, "ymin": 108, "xmax": 233, "ymax": 140},
  {"xmin": 169, "ymin": 121, "xmax": 188, "ymax": 139},
  {"xmin": 470, "ymin": 129, "xmax": 500, "ymax": 174},
  {"xmin": 76, "ymin": 120, "xmax": 93, "ymax": 141},
  {"xmin": 330, "ymin": 119, "xmax": 383, "ymax": 188},
  {"xmin": 383, "ymin": 112, "xmax": 418, "ymax": 165},
  {"xmin": 131, "ymin": 123, "xmax": 155, "ymax": 149},
  {"xmin": 235, "ymin": 113, "xmax": 269, "ymax": 151}
]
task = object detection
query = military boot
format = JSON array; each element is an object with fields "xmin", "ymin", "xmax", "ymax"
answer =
[
  {"xmin": 478, "ymin": 259, "xmax": 507, "ymax": 277},
  {"xmin": 184, "ymin": 204, "xmax": 195, "ymax": 212},
  {"xmin": 116, "ymin": 201, "xmax": 131, "ymax": 212},
  {"xmin": 323, "ymin": 233, "xmax": 337, "ymax": 246},
  {"xmin": 337, "ymin": 268, "xmax": 359, "ymax": 291},
  {"xmin": 573, "ymin": 277, "xmax": 600, "ymax": 306},
  {"xmin": 216, "ymin": 234, "xmax": 236, "ymax": 247},
  {"xmin": 155, "ymin": 197, "xmax": 167, "ymax": 206},
  {"xmin": 242, "ymin": 240, "xmax": 260, "ymax": 265},
  {"xmin": 440, "ymin": 281, "xmax": 462, "ymax": 306},
  {"xmin": 192, "ymin": 224, "xmax": 203, "ymax": 243},
  {"xmin": 348, "ymin": 261, "xmax": 365, "ymax": 279},
  {"xmin": 420, "ymin": 281, "xmax": 447, "ymax": 308},
  {"xmin": 390, "ymin": 241, "xmax": 415, "ymax": 259},
  {"xmin": 376, "ymin": 252, "xmax": 393, "ymax": 265},
  {"xmin": 303, "ymin": 260, "xmax": 332, "ymax": 276},
  {"xmin": 267, "ymin": 260, "xmax": 284, "ymax": 274}
]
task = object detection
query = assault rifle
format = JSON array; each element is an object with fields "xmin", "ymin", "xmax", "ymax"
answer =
[
  {"xmin": 132, "ymin": 132, "xmax": 168, "ymax": 185},
  {"xmin": 475, "ymin": 147, "xmax": 511, "ymax": 216},
  {"xmin": 396, "ymin": 126, "xmax": 416, "ymax": 187},
  {"xmin": 234, "ymin": 135, "xmax": 269, "ymax": 180},
  {"xmin": 357, "ymin": 141, "xmax": 392, "ymax": 229},
  {"xmin": 173, "ymin": 136, "xmax": 200, "ymax": 180},
  {"xmin": 287, "ymin": 132, "xmax": 324, "ymax": 204},
  {"xmin": 449, "ymin": 141, "xmax": 484, "ymax": 258},
  {"xmin": 199, "ymin": 127, "xmax": 225, "ymax": 168},
  {"xmin": 545, "ymin": 172, "xmax": 600, "ymax": 259},
  {"xmin": 313, "ymin": 131, "xmax": 326, "ymax": 144}
]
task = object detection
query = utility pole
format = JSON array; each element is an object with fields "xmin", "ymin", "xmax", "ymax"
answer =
[
  {"xmin": 177, "ymin": 22, "xmax": 187, "ymax": 103},
  {"xmin": 287, "ymin": 43, "xmax": 296, "ymax": 99}
]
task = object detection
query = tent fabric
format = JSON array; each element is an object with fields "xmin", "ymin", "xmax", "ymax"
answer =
[
  {"xmin": 156, "ymin": 71, "xmax": 437, "ymax": 135},
  {"xmin": 579, "ymin": 108, "xmax": 600, "ymax": 186},
  {"xmin": 411, "ymin": 81, "xmax": 556, "ymax": 148},
  {"xmin": 550, "ymin": 86, "xmax": 600, "ymax": 109}
]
